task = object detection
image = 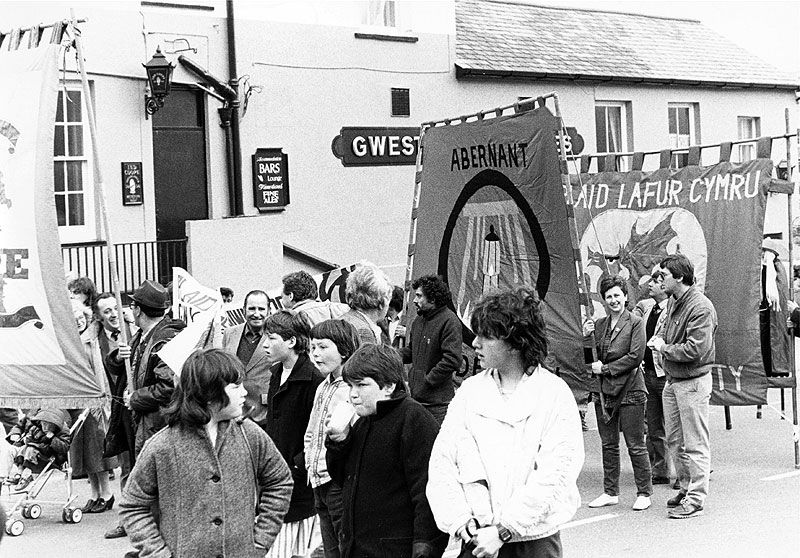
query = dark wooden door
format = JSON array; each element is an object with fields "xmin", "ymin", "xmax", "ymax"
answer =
[{"xmin": 152, "ymin": 88, "xmax": 208, "ymax": 241}]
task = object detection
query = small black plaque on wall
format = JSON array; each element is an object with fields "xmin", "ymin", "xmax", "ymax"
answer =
[{"xmin": 121, "ymin": 162, "xmax": 143, "ymax": 206}]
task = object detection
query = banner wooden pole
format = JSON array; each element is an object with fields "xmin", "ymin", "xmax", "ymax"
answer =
[
  {"xmin": 552, "ymin": 93, "xmax": 606, "ymax": 420},
  {"xmin": 788, "ymin": 105, "xmax": 800, "ymax": 469},
  {"xmin": 399, "ymin": 123, "xmax": 428, "ymax": 350},
  {"xmin": 69, "ymin": 12, "xmax": 133, "ymax": 391}
]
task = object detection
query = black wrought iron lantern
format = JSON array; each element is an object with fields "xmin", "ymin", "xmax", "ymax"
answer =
[{"xmin": 143, "ymin": 47, "xmax": 174, "ymax": 117}]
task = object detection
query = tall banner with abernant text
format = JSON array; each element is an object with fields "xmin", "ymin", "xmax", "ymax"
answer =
[
  {"xmin": 411, "ymin": 106, "xmax": 586, "ymax": 390},
  {"xmin": 0, "ymin": 42, "xmax": 103, "ymax": 407}
]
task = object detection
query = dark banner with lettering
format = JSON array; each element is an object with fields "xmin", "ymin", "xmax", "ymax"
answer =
[
  {"xmin": 570, "ymin": 159, "xmax": 794, "ymax": 405},
  {"xmin": 412, "ymin": 106, "xmax": 585, "ymax": 389}
]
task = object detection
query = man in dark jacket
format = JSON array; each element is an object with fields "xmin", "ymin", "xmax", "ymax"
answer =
[
  {"xmin": 326, "ymin": 344, "xmax": 446, "ymax": 558},
  {"xmin": 104, "ymin": 281, "xmax": 185, "ymax": 546},
  {"xmin": 263, "ymin": 310, "xmax": 324, "ymax": 536},
  {"xmin": 401, "ymin": 275, "xmax": 462, "ymax": 424},
  {"xmin": 106, "ymin": 280, "xmax": 185, "ymax": 458}
]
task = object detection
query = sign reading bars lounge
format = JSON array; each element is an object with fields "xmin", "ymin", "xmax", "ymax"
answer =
[{"xmin": 331, "ymin": 127, "xmax": 419, "ymax": 166}]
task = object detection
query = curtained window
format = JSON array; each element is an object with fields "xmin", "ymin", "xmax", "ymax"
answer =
[
  {"xmin": 737, "ymin": 116, "xmax": 761, "ymax": 162},
  {"xmin": 54, "ymin": 87, "xmax": 95, "ymax": 242},
  {"xmin": 595, "ymin": 102, "xmax": 629, "ymax": 170},
  {"xmin": 363, "ymin": 0, "xmax": 397, "ymax": 27},
  {"xmin": 668, "ymin": 103, "xmax": 699, "ymax": 168}
]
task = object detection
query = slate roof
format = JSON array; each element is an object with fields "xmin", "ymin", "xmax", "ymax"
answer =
[{"xmin": 456, "ymin": 0, "xmax": 800, "ymax": 89}]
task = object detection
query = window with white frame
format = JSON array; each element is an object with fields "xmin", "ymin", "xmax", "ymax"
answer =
[
  {"xmin": 737, "ymin": 116, "xmax": 761, "ymax": 162},
  {"xmin": 595, "ymin": 102, "xmax": 629, "ymax": 170},
  {"xmin": 668, "ymin": 103, "xmax": 699, "ymax": 168},
  {"xmin": 363, "ymin": 0, "xmax": 396, "ymax": 27},
  {"xmin": 54, "ymin": 88, "xmax": 94, "ymax": 242}
]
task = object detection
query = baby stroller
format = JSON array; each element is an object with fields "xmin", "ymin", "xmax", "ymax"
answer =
[{"xmin": 3, "ymin": 408, "xmax": 90, "ymax": 536}]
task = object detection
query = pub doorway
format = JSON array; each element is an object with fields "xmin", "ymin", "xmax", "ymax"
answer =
[{"xmin": 151, "ymin": 87, "xmax": 208, "ymax": 282}]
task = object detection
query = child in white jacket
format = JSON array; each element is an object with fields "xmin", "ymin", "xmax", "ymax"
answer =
[{"xmin": 427, "ymin": 287, "xmax": 584, "ymax": 558}]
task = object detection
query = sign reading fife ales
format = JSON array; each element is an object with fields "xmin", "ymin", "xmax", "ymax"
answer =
[
  {"xmin": 252, "ymin": 148, "xmax": 289, "ymax": 210},
  {"xmin": 331, "ymin": 127, "xmax": 419, "ymax": 166}
]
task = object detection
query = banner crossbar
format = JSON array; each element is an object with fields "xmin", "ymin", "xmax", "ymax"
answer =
[
  {"xmin": 0, "ymin": 19, "xmax": 87, "ymax": 35},
  {"xmin": 421, "ymin": 92, "xmax": 559, "ymax": 129},
  {"xmin": 572, "ymin": 133, "xmax": 798, "ymax": 161}
]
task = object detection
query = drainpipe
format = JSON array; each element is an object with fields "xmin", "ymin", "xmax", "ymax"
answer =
[
  {"xmin": 218, "ymin": 106, "xmax": 237, "ymax": 217},
  {"xmin": 177, "ymin": 56, "xmax": 240, "ymax": 217},
  {"xmin": 227, "ymin": 0, "xmax": 244, "ymax": 216}
]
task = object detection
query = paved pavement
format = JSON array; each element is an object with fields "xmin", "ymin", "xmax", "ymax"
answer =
[
  {"xmin": 563, "ymin": 388, "xmax": 800, "ymax": 558},
  {"xmin": 2, "ymin": 389, "xmax": 799, "ymax": 557}
]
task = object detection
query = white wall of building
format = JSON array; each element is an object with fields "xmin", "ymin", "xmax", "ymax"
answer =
[
  {"xmin": 186, "ymin": 214, "xmax": 283, "ymax": 300},
  {"xmin": 4, "ymin": 0, "xmax": 797, "ymax": 287}
]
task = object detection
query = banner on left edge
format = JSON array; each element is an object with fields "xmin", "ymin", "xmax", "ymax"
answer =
[{"xmin": 0, "ymin": 44, "xmax": 103, "ymax": 408}]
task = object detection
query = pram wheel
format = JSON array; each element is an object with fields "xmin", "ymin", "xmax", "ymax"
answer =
[
  {"xmin": 24, "ymin": 504, "xmax": 42, "ymax": 519},
  {"xmin": 5, "ymin": 519, "xmax": 24, "ymax": 536},
  {"xmin": 62, "ymin": 507, "xmax": 83, "ymax": 524}
]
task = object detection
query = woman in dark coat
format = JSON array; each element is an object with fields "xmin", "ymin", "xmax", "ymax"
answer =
[
  {"xmin": 326, "ymin": 344, "xmax": 446, "ymax": 558},
  {"xmin": 584, "ymin": 275, "xmax": 652, "ymax": 511},
  {"xmin": 262, "ymin": 310, "xmax": 325, "ymax": 558}
]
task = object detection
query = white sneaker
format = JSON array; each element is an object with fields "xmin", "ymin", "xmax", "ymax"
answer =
[
  {"xmin": 632, "ymin": 495, "xmax": 651, "ymax": 511},
  {"xmin": 587, "ymin": 493, "xmax": 619, "ymax": 508}
]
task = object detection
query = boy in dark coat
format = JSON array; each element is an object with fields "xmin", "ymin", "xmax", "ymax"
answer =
[
  {"xmin": 326, "ymin": 344, "xmax": 446, "ymax": 558},
  {"xmin": 263, "ymin": 310, "xmax": 324, "ymax": 556}
]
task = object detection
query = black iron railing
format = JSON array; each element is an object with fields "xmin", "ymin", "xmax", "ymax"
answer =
[{"xmin": 62, "ymin": 239, "xmax": 187, "ymax": 295}]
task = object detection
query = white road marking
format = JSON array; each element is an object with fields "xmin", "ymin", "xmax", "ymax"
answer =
[
  {"xmin": 561, "ymin": 513, "xmax": 618, "ymax": 529},
  {"xmin": 760, "ymin": 470, "xmax": 800, "ymax": 481}
]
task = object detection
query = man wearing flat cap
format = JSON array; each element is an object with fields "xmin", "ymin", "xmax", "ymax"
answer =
[{"xmin": 105, "ymin": 280, "xmax": 186, "ymax": 462}]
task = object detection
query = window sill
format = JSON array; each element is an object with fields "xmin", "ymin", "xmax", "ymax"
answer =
[{"xmin": 354, "ymin": 31, "xmax": 418, "ymax": 43}]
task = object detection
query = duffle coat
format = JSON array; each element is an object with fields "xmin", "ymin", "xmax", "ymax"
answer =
[
  {"xmin": 326, "ymin": 393, "xmax": 447, "ymax": 558},
  {"xmin": 120, "ymin": 418, "xmax": 293, "ymax": 558}
]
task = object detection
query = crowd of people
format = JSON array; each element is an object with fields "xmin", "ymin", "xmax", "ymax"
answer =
[{"xmin": 0, "ymin": 253, "xmax": 722, "ymax": 556}]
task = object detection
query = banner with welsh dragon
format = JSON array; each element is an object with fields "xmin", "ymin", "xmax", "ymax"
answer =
[{"xmin": 571, "ymin": 160, "xmax": 793, "ymax": 405}]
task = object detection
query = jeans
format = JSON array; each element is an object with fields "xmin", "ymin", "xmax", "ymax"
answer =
[
  {"xmin": 662, "ymin": 374, "xmax": 712, "ymax": 506},
  {"xmin": 314, "ymin": 481, "xmax": 343, "ymax": 558},
  {"xmin": 497, "ymin": 532, "xmax": 562, "ymax": 558},
  {"xmin": 595, "ymin": 398, "xmax": 652, "ymax": 497},
  {"xmin": 643, "ymin": 370, "xmax": 670, "ymax": 479}
]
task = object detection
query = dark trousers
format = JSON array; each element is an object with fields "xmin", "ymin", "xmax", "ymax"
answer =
[
  {"xmin": 595, "ymin": 399, "xmax": 652, "ymax": 496},
  {"xmin": 498, "ymin": 532, "xmax": 562, "ymax": 558},
  {"xmin": 643, "ymin": 370, "xmax": 669, "ymax": 479},
  {"xmin": 423, "ymin": 403, "xmax": 450, "ymax": 426},
  {"xmin": 118, "ymin": 450, "xmax": 131, "ymax": 491},
  {"xmin": 314, "ymin": 481, "xmax": 343, "ymax": 558}
]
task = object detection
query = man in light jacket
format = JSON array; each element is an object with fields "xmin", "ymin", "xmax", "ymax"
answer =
[{"xmin": 648, "ymin": 254, "xmax": 717, "ymax": 520}]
